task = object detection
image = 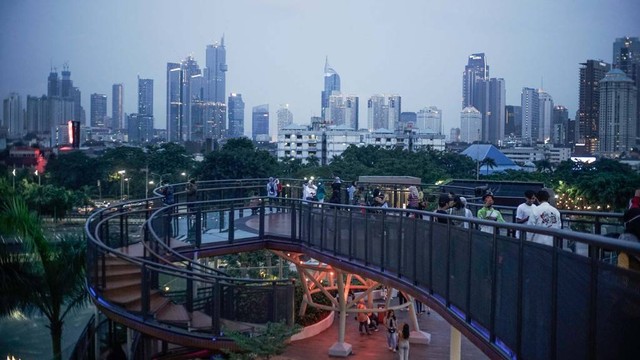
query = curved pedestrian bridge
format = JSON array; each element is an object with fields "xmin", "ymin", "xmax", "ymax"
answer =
[{"xmin": 85, "ymin": 179, "xmax": 640, "ymax": 359}]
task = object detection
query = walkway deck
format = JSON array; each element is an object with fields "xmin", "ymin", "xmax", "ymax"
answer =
[{"xmin": 239, "ymin": 212, "xmax": 489, "ymax": 359}]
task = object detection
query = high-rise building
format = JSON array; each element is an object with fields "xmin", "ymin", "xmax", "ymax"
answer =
[
  {"xmin": 48, "ymin": 70, "xmax": 60, "ymax": 98},
  {"xmin": 127, "ymin": 113, "xmax": 154, "ymax": 144},
  {"xmin": 613, "ymin": 36, "xmax": 640, "ymax": 138},
  {"xmin": 277, "ymin": 104, "xmax": 294, "ymax": 132},
  {"xmin": 112, "ymin": 84, "xmax": 124, "ymax": 129},
  {"xmin": 166, "ymin": 57, "xmax": 202, "ymax": 142},
  {"xmin": 367, "ymin": 95, "xmax": 400, "ymax": 131},
  {"xmin": 399, "ymin": 112, "xmax": 417, "ymax": 129},
  {"xmin": 72, "ymin": 87, "xmax": 84, "ymax": 125},
  {"xmin": 487, "ymin": 78, "xmax": 506, "ymax": 144},
  {"xmin": 138, "ymin": 77, "xmax": 153, "ymax": 116},
  {"xmin": 505, "ymin": 105, "xmax": 522, "ymax": 139},
  {"xmin": 416, "ymin": 107, "xmax": 442, "ymax": 134},
  {"xmin": 462, "ymin": 53, "xmax": 489, "ymax": 109},
  {"xmin": 61, "ymin": 65, "xmax": 73, "ymax": 98},
  {"xmin": 521, "ymin": 87, "xmax": 539, "ymax": 145},
  {"xmin": 26, "ymin": 95, "xmax": 48, "ymax": 133},
  {"xmin": 166, "ymin": 62, "xmax": 182, "ymax": 142},
  {"xmin": 598, "ymin": 69, "xmax": 638, "ymax": 157},
  {"xmin": 90, "ymin": 93, "xmax": 107, "ymax": 128},
  {"xmin": 578, "ymin": 60, "xmax": 610, "ymax": 153},
  {"xmin": 205, "ymin": 36, "xmax": 227, "ymax": 104},
  {"xmin": 321, "ymin": 58, "xmax": 341, "ymax": 118},
  {"xmin": 3, "ymin": 93, "xmax": 23, "ymax": 137},
  {"xmin": 552, "ymin": 105, "xmax": 569, "ymax": 146},
  {"xmin": 538, "ymin": 90, "xmax": 554, "ymax": 142},
  {"xmin": 252, "ymin": 104, "xmax": 269, "ymax": 140},
  {"xmin": 460, "ymin": 106, "xmax": 482, "ymax": 143},
  {"xmin": 326, "ymin": 94, "xmax": 358, "ymax": 129},
  {"xmin": 228, "ymin": 93, "xmax": 245, "ymax": 138}
]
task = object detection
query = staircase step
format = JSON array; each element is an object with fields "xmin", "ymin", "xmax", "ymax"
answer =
[
  {"xmin": 156, "ymin": 303, "xmax": 190, "ymax": 323},
  {"xmin": 127, "ymin": 292, "xmax": 169, "ymax": 313},
  {"xmin": 104, "ymin": 287, "xmax": 144, "ymax": 305},
  {"xmin": 189, "ymin": 310, "xmax": 213, "ymax": 330},
  {"xmin": 103, "ymin": 278, "xmax": 141, "ymax": 291}
]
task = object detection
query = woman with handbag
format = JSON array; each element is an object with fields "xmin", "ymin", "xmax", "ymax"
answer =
[{"xmin": 384, "ymin": 309, "xmax": 398, "ymax": 352}]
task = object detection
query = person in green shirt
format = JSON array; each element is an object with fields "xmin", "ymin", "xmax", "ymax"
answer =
[{"xmin": 477, "ymin": 193, "xmax": 505, "ymax": 233}]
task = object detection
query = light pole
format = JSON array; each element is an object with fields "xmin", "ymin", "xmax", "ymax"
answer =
[
  {"xmin": 35, "ymin": 169, "xmax": 41, "ymax": 186},
  {"xmin": 12, "ymin": 167, "xmax": 16, "ymax": 190},
  {"xmin": 125, "ymin": 178, "xmax": 130, "ymax": 200},
  {"xmin": 118, "ymin": 170, "xmax": 126, "ymax": 200}
]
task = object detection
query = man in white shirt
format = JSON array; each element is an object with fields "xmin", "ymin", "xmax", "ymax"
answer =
[
  {"xmin": 515, "ymin": 190, "xmax": 537, "ymax": 239},
  {"xmin": 527, "ymin": 190, "xmax": 561, "ymax": 246}
]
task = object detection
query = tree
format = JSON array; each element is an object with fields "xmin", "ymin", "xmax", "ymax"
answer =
[
  {"xmin": 195, "ymin": 139, "xmax": 279, "ymax": 180},
  {"xmin": 479, "ymin": 157, "xmax": 497, "ymax": 176},
  {"xmin": 0, "ymin": 197, "xmax": 88, "ymax": 360},
  {"xmin": 224, "ymin": 321, "xmax": 302, "ymax": 360}
]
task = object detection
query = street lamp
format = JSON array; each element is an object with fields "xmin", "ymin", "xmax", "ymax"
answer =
[
  {"xmin": 35, "ymin": 169, "xmax": 41, "ymax": 186},
  {"xmin": 118, "ymin": 170, "xmax": 126, "ymax": 201},
  {"xmin": 125, "ymin": 178, "xmax": 130, "ymax": 200},
  {"xmin": 12, "ymin": 167, "xmax": 16, "ymax": 190}
]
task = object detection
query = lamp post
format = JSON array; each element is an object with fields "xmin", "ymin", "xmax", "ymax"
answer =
[
  {"xmin": 12, "ymin": 167, "xmax": 16, "ymax": 190},
  {"xmin": 118, "ymin": 170, "xmax": 126, "ymax": 200},
  {"xmin": 35, "ymin": 169, "xmax": 41, "ymax": 186},
  {"xmin": 125, "ymin": 178, "xmax": 130, "ymax": 200}
]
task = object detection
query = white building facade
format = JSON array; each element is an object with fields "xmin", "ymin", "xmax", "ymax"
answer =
[{"xmin": 460, "ymin": 106, "xmax": 482, "ymax": 143}]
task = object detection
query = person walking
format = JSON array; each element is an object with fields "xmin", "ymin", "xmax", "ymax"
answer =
[
  {"xmin": 398, "ymin": 323, "xmax": 410, "ymax": 359},
  {"xmin": 384, "ymin": 309, "xmax": 398, "ymax": 352},
  {"xmin": 329, "ymin": 177, "xmax": 342, "ymax": 204},
  {"xmin": 316, "ymin": 182, "xmax": 326, "ymax": 203},
  {"xmin": 527, "ymin": 189, "xmax": 561, "ymax": 246},
  {"xmin": 515, "ymin": 190, "xmax": 537, "ymax": 238},
  {"xmin": 347, "ymin": 181, "xmax": 357, "ymax": 205},
  {"xmin": 356, "ymin": 300, "xmax": 371, "ymax": 335}
]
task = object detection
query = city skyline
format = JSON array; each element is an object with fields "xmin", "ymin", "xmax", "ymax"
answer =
[{"xmin": 1, "ymin": 0, "xmax": 638, "ymax": 139}]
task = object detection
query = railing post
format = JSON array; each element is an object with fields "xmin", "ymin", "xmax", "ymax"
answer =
[
  {"xmin": 380, "ymin": 210, "xmax": 386, "ymax": 271},
  {"xmin": 141, "ymin": 264, "xmax": 149, "ymax": 320},
  {"xmin": 320, "ymin": 205, "xmax": 326, "ymax": 251},
  {"xmin": 489, "ymin": 226, "xmax": 498, "ymax": 343},
  {"xmin": 348, "ymin": 208, "xmax": 353, "ymax": 260},
  {"xmin": 333, "ymin": 206, "xmax": 338, "ymax": 255},
  {"xmin": 229, "ymin": 204, "xmax": 235, "ymax": 243},
  {"xmin": 186, "ymin": 263, "xmax": 193, "ymax": 312},
  {"xmin": 259, "ymin": 199, "xmax": 265, "ymax": 239},
  {"xmin": 550, "ymin": 236, "xmax": 559, "ymax": 360},
  {"xmin": 213, "ymin": 281, "xmax": 222, "ymax": 336},
  {"xmin": 119, "ymin": 213, "xmax": 125, "ymax": 248},
  {"xmin": 290, "ymin": 201, "xmax": 297, "ymax": 242},
  {"xmin": 364, "ymin": 209, "xmax": 369, "ymax": 266},
  {"xmin": 195, "ymin": 208, "xmax": 202, "ymax": 248}
]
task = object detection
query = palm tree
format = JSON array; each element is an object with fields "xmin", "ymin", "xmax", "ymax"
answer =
[
  {"xmin": 479, "ymin": 157, "xmax": 498, "ymax": 175},
  {"xmin": 0, "ymin": 197, "xmax": 88, "ymax": 360}
]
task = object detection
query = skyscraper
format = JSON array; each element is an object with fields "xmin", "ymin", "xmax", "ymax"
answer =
[
  {"xmin": 521, "ymin": 87, "xmax": 539, "ymax": 144},
  {"xmin": 166, "ymin": 57, "xmax": 202, "ymax": 142},
  {"xmin": 166, "ymin": 62, "xmax": 182, "ymax": 142},
  {"xmin": 112, "ymin": 84, "xmax": 124, "ymax": 129},
  {"xmin": 613, "ymin": 37, "xmax": 640, "ymax": 137},
  {"xmin": 228, "ymin": 93, "xmax": 245, "ymax": 138},
  {"xmin": 504, "ymin": 105, "xmax": 522, "ymax": 138},
  {"xmin": 252, "ymin": 104, "xmax": 269, "ymax": 140},
  {"xmin": 90, "ymin": 93, "xmax": 107, "ymax": 128},
  {"xmin": 460, "ymin": 106, "xmax": 482, "ymax": 143},
  {"xmin": 138, "ymin": 77, "xmax": 153, "ymax": 116},
  {"xmin": 48, "ymin": 70, "xmax": 60, "ymax": 98},
  {"xmin": 205, "ymin": 36, "xmax": 227, "ymax": 104},
  {"xmin": 538, "ymin": 90, "xmax": 554, "ymax": 142},
  {"xmin": 26, "ymin": 95, "xmax": 48, "ymax": 133},
  {"xmin": 327, "ymin": 94, "xmax": 358, "ymax": 129},
  {"xmin": 487, "ymin": 78, "xmax": 506, "ymax": 144},
  {"xmin": 321, "ymin": 58, "xmax": 341, "ymax": 119},
  {"xmin": 598, "ymin": 69, "xmax": 638, "ymax": 157},
  {"xmin": 3, "ymin": 93, "xmax": 23, "ymax": 137},
  {"xmin": 578, "ymin": 60, "xmax": 610, "ymax": 153},
  {"xmin": 552, "ymin": 105, "xmax": 569, "ymax": 146},
  {"xmin": 367, "ymin": 95, "xmax": 400, "ymax": 131},
  {"xmin": 462, "ymin": 53, "xmax": 489, "ymax": 109},
  {"xmin": 277, "ymin": 104, "xmax": 294, "ymax": 132}
]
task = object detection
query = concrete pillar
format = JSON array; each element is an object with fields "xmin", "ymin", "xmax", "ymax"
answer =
[
  {"xmin": 407, "ymin": 294, "xmax": 431, "ymax": 344},
  {"xmin": 328, "ymin": 271, "xmax": 352, "ymax": 357},
  {"xmin": 450, "ymin": 326, "xmax": 461, "ymax": 360}
]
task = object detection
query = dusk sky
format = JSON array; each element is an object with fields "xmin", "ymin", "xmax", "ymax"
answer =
[{"xmin": 1, "ymin": 0, "xmax": 639, "ymax": 138}]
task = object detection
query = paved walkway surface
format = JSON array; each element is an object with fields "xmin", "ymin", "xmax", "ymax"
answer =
[{"xmin": 277, "ymin": 298, "xmax": 489, "ymax": 360}]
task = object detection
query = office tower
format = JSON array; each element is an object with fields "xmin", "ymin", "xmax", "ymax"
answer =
[
  {"xmin": 613, "ymin": 37, "xmax": 640, "ymax": 137},
  {"xmin": 552, "ymin": 105, "xmax": 569, "ymax": 146},
  {"xmin": 190, "ymin": 100, "xmax": 226, "ymax": 142},
  {"xmin": 598, "ymin": 69, "xmax": 638, "ymax": 156},
  {"xmin": 416, "ymin": 106, "xmax": 442, "ymax": 134},
  {"xmin": 205, "ymin": 36, "xmax": 227, "ymax": 104},
  {"xmin": 521, "ymin": 87, "xmax": 540, "ymax": 144},
  {"xmin": 578, "ymin": 60, "xmax": 611, "ymax": 153},
  {"xmin": 90, "ymin": 93, "xmax": 107, "ymax": 127},
  {"xmin": 321, "ymin": 58, "xmax": 341, "ymax": 118},
  {"xmin": 487, "ymin": 78, "xmax": 506, "ymax": 144},
  {"xmin": 538, "ymin": 90, "xmax": 554, "ymax": 142},
  {"xmin": 505, "ymin": 105, "xmax": 522, "ymax": 138},
  {"xmin": 166, "ymin": 57, "xmax": 202, "ymax": 142},
  {"xmin": 61, "ymin": 65, "xmax": 73, "ymax": 98},
  {"xmin": 462, "ymin": 53, "xmax": 489, "ymax": 108},
  {"xmin": 48, "ymin": 70, "xmax": 60, "ymax": 97},
  {"xmin": 138, "ymin": 77, "xmax": 153, "ymax": 116},
  {"xmin": 26, "ymin": 95, "xmax": 48, "ymax": 133},
  {"xmin": 277, "ymin": 104, "xmax": 293, "ymax": 131},
  {"xmin": 3, "ymin": 93, "xmax": 23, "ymax": 137},
  {"xmin": 460, "ymin": 106, "xmax": 482, "ymax": 143},
  {"xmin": 72, "ymin": 87, "xmax": 84, "ymax": 125},
  {"xmin": 400, "ymin": 112, "xmax": 417, "ymax": 129},
  {"xmin": 228, "ymin": 93, "xmax": 245, "ymax": 138},
  {"xmin": 112, "ymin": 84, "xmax": 124, "ymax": 129},
  {"xmin": 327, "ymin": 94, "xmax": 359, "ymax": 129},
  {"xmin": 367, "ymin": 95, "xmax": 400, "ymax": 131},
  {"xmin": 127, "ymin": 113, "xmax": 154, "ymax": 144},
  {"xmin": 252, "ymin": 104, "xmax": 269, "ymax": 140}
]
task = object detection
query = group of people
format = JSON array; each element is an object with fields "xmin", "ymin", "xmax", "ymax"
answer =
[
  {"xmin": 355, "ymin": 301, "xmax": 411, "ymax": 359},
  {"xmin": 301, "ymin": 177, "xmax": 344, "ymax": 205}
]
